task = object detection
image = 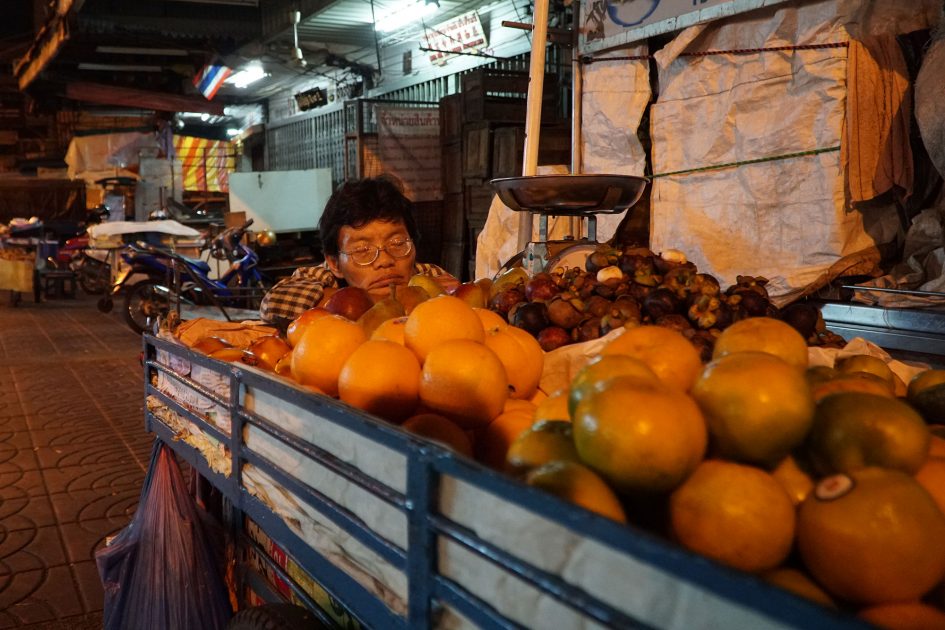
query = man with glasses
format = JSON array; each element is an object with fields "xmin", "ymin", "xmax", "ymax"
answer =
[{"xmin": 260, "ymin": 177, "xmax": 457, "ymax": 329}]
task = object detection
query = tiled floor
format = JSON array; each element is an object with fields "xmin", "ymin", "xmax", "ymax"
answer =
[{"xmin": 0, "ymin": 291, "xmax": 152, "ymax": 628}]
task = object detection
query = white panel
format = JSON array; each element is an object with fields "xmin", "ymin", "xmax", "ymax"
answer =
[
  {"xmin": 228, "ymin": 168, "xmax": 333, "ymax": 233},
  {"xmin": 244, "ymin": 386, "xmax": 408, "ymax": 494},
  {"xmin": 244, "ymin": 424, "xmax": 408, "ymax": 549},
  {"xmin": 242, "ymin": 463, "xmax": 408, "ymax": 616}
]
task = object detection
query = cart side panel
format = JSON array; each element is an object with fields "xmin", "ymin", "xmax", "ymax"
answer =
[
  {"xmin": 241, "ymin": 464, "xmax": 409, "ymax": 615},
  {"xmin": 244, "ymin": 386, "xmax": 408, "ymax": 494},
  {"xmin": 244, "ymin": 424, "xmax": 408, "ymax": 548}
]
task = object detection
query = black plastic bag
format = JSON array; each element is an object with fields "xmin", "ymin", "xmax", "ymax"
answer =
[{"xmin": 96, "ymin": 440, "xmax": 233, "ymax": 630}]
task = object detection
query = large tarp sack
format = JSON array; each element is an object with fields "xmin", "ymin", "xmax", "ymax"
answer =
[
  {"xmin": 916, "ymin": 26, "xmax": 945, "ymax": 180},
  {"xmin": 95, "ymin": 441, "xmax": 233, "ymax": 630}
]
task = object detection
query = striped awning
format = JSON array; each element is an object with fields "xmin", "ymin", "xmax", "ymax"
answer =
[{"xmin": 173, "ymin": 135, "xmax": 235, "ymax": 192}]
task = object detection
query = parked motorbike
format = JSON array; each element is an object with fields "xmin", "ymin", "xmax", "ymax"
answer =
[
  {"xmin": 102, "ymin": 220, "xmax": 269, "ymax": 334},
  {"xmin": 56, "ymin": 206, "xmax": 112, "ymax": 295}
]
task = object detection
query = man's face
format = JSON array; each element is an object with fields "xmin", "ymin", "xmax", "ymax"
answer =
[{"xmin": 326, "ymin": 219, "xmax": 417, "ymax": 302}]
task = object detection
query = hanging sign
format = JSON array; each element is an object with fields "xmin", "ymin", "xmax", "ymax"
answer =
[
  {"xmin": 423, "ymin": 11, "xmax": 488, "ymax": 66},
  {"xmin": 294, "ymin": 87, "xmax": 327, "ymax": 111}
]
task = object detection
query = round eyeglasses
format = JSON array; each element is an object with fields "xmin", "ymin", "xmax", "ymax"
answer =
[{"xmin": 340, "ymin": 237, "xmax": 414, "ymax": 266}]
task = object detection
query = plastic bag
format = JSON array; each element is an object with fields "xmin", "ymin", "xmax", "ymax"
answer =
[{"xmin": 96, "ymin": 440, "xmax": 233, "ymax": 630}]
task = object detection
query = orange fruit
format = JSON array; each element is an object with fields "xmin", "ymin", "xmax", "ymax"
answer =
[
  {"xmin": 483, "ymin": 327, "xmax": 542, "ymax": 400},
  {"xmin": 504, "ymin": 325, "xmax": 544, "ymax": 372},
  {"xmin": 286, "ymin": 307, "xmax": 331, "ymax": 347},
  {"xmin": 274, "ymin": 351, "xmax": 293, "ymax": 377},
  {"xmin": 858, "ymin": 602, "xmax": 945, "ymax": 630},
  {"xmin": 712, "ymin": 317, "xmax": 808, "ymax": 369},
  {"xmin": 526, "ymin": 460, "xmax": 627, "ymax": 523},
  {"xmin": 908, "ymin": 369, "xmax": 945, "ymax": 424},
  {"xmin": 835, "ymin": 354, "xmax": 896, "ymax": 387},
  {"xmin": 192, "ymin": 335, "xmax": 232, "ymax": 355},
  {"xmin": 210, "ymin": 347, "xmax": 251, "ymax": 363},
  {"xmin": 533, "ymin": 388, "xmax": 571, "ymax": 423},
  {"xmin": 529, "ymin": 388, "xmax": 549, "ymax": 406},
  {"xmin": 418, "ymin": 339, "xmax": 508, "ymax": 429},
  {"xmin": 402, "ymin": 413, "xmax": 473, "ymax": 458},
  {"xmin": 573, "ymin": 376, "xmax": 707, "ymax": 494},
  {"xmin": 404, "ymin": 295, "xmax": 485, "ymax": 363},
  {"xmin": 808, "ymin": 392, "xmax": 930, "ymax": 475},
  {"xmin": 567, "ymin": 354, "xmax": 658, "ymax": 418},
  {"xmin": 244, "ymin": 335, "xmax": 292, "ymax": 371},
  {"xmin": 338, "ymin": 340, "xmax": 421, "ymax": 423},
  {"xmin": 691, "ymin": 351, "xmax": 815, "ymax": 466},
  {"xmin": 761, "ymin": 567, "xmax": 836, "ymax": 609},
  {"xmin": 797, "ymin": 467, "xmax": 945, "ymax": 604},
  {"xmin": 932, "ymin": 434, "xmax": 945, "ymax": 458},
  {"xmin": 602, "ymin": 325, "xmax": 702, "ymax": 391},
  {"xmin": 669, "ymin": 459, "xmax": 795, "ymax": 573},
  {"xmin": 771, "ymin": 454, "xmax": 815, "ymax": 506},
  {"xmin": 503, "ymin": 398, "xmax": 536, "ymax": 415},
  {"xmin": 371, "ymin": 315, "xmax": 408, "ymax": 345},
  {"xmin": 290, "ymin": 314, "xmax": 367, "ymax": 397},
  {"xmin": 806, "ymin": 365, "xmax": 838, "ymax": 387},
  {"xmin": 474, "ymin": 307, "xmax": 508, "ymax": 332},
  {"xmin": 915, "ymin": 457, "xmax": 945, "ymax": 516},
  {"xmin": 811, "ymin": 372, "xmax": 895, "ymax": 402},
  {"xmin": 477, "ymin": 409, "xmax": 535, "ymax": 469},
  {"xmin": 506, "ymin": 420, "xmax": 579, "ymax": 476}
]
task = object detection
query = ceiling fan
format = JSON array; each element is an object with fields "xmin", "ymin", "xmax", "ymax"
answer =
[{"xmin": 291, "ymin": 10, "xmax": 307, "ymax": 67}]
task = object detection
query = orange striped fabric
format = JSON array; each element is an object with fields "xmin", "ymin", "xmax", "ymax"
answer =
[{"xmin": 172, "ymin": 135, "xmax": 236, "ymax": 192}]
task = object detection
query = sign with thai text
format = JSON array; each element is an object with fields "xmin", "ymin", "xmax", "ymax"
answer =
[
  {"xmin": 423, "ymin": 11, "xmax": 488, "ymax": 66},
  {"xmin": 376, "ymin": 106, "xmax": 441, "ymax": 202}
]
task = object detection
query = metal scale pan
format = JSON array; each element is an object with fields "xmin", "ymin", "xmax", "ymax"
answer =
[{"xmin": 490, "ymin": 174, "xmax": 648, "ymax": 272}]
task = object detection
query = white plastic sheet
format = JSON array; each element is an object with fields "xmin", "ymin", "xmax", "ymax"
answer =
[{"xmin": 649, "ymin": 0, "xmax": 941, "ymax": 303}]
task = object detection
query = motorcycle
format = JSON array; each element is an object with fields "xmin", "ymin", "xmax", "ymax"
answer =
[
  {"xmin": 56, "ymin": 206, "xmax": 112, "ymax": 295},
  {"xmin": 101, "ymin": 220, "xmax": 269, "ymax": 334}
]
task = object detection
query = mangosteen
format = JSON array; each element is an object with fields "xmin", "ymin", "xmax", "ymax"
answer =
[
  {"xmin": 655, "ymin": 314, "xmax": 692, "ymax": 335},
  {"xmin": 537, "ymin": 326, "xmax": 571, "ymax": 351},
  {"xmin": 643, "ymin": 288, "xmax": 681, "ymax": 321},
  {"xmin": 510, "ymin": 301, "xmax": 551, "ymax": 336}
]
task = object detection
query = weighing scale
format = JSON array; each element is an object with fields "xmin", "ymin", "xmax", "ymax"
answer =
[{"xmin": 491, "ymin": 173, "xmax": 648, "ymax": 274}]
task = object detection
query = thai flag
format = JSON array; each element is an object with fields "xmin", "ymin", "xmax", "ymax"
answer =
[{"xmin": 193, "ymin": 63, "xmax": 232, "ymax": 100}]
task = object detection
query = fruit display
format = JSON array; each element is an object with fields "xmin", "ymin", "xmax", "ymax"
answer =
[
  {"xmin": 484, "ymin": 244, "xmax": 844, "ymax": 356},
  {"xmin": 178, "ymin": 260, "xmax": 945, "ymax": 627}
]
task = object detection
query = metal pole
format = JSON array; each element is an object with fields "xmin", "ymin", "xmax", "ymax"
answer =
[
  {"xmin": 516, "ymin": 0, "xmax": 551, "ymax": 251},
  {"xmin": 570, "ymin": 0, "xmax": 583, "ymax": 239}
]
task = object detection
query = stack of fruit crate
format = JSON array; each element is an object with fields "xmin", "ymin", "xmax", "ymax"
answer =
[{"xmin": 438, "ymin": 69, "xmax": 569, "ymax": 280}]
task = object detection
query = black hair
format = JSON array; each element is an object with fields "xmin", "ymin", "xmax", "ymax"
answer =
[{"xmin": 318, "ymin": 176, "xmax": 420, "ymax": 258}]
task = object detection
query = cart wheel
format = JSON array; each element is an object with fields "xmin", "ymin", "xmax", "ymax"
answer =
[
  {"xmin": 97, "ymin": 296, "xmax": 114, "ymax": 313},
  {"xmin": 226, "ymin": 604, "xmax": 331, "ymax": 630}
]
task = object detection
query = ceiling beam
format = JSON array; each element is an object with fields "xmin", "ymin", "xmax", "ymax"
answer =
[{"xmin": 65, "ymin": 82, "xmax": 225, "ymax": 115}]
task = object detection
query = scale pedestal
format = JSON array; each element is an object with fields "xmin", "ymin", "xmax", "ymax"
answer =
[{"xmin": 491, "ymin": 174, "xmax": 648, "ymax": 274}]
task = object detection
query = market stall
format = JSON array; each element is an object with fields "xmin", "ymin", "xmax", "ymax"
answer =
[{"xmin": 118, "ymin": 1, "xmax": 945, "ymax": 628}]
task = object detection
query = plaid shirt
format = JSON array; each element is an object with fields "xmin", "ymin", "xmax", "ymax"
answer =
[{"xmin": 259, "ymin": 262, "xmax": 453, "ymax": 324}]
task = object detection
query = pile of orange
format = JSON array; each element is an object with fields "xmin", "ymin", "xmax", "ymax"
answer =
[{"xmin": 202, "ymin": 279, "xmax": 945, "ymax": 625}]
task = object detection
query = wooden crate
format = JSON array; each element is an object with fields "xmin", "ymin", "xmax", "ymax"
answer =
[
  {"xmin": 442, "ymin": 192, "xmax": 465, "ymax": 242},
  {"xmin": 439, "ymin": 93, "xmax": 463, "ymax": 145},
  {"xmin": 461, "ymin": 69, "xmax": 558, "ymax": 123},
  {"xmin": 464, "ymin": 181, "xmax": 493, "ymax": 227},
  {"xmin": 492, "ymin": 125, "xmax": 573, "ymax": 179},
  {"xmin": 462, "ymin": 122, "xmax": 493, "ymax": 179},
  {"xmin": 414, "ymin": 199, "xmax": 443, "ymax": 264},
  {"xmin": 442, "ymin": 141, "xmax": 463, "ymax": 195},
  {"xmin": 440, "ymin": 240, "xmax": 466, "ymax": 280}
]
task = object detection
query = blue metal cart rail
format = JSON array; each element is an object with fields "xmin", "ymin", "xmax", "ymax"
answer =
[{"xmin": 142, "ymin": 334, "xmax": 871, "ymax": 629}]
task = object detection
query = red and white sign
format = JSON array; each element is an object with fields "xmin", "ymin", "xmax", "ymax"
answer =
[{"xmin": 423, "ymin": 11, "xmax": 488, "ymax": 66}]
